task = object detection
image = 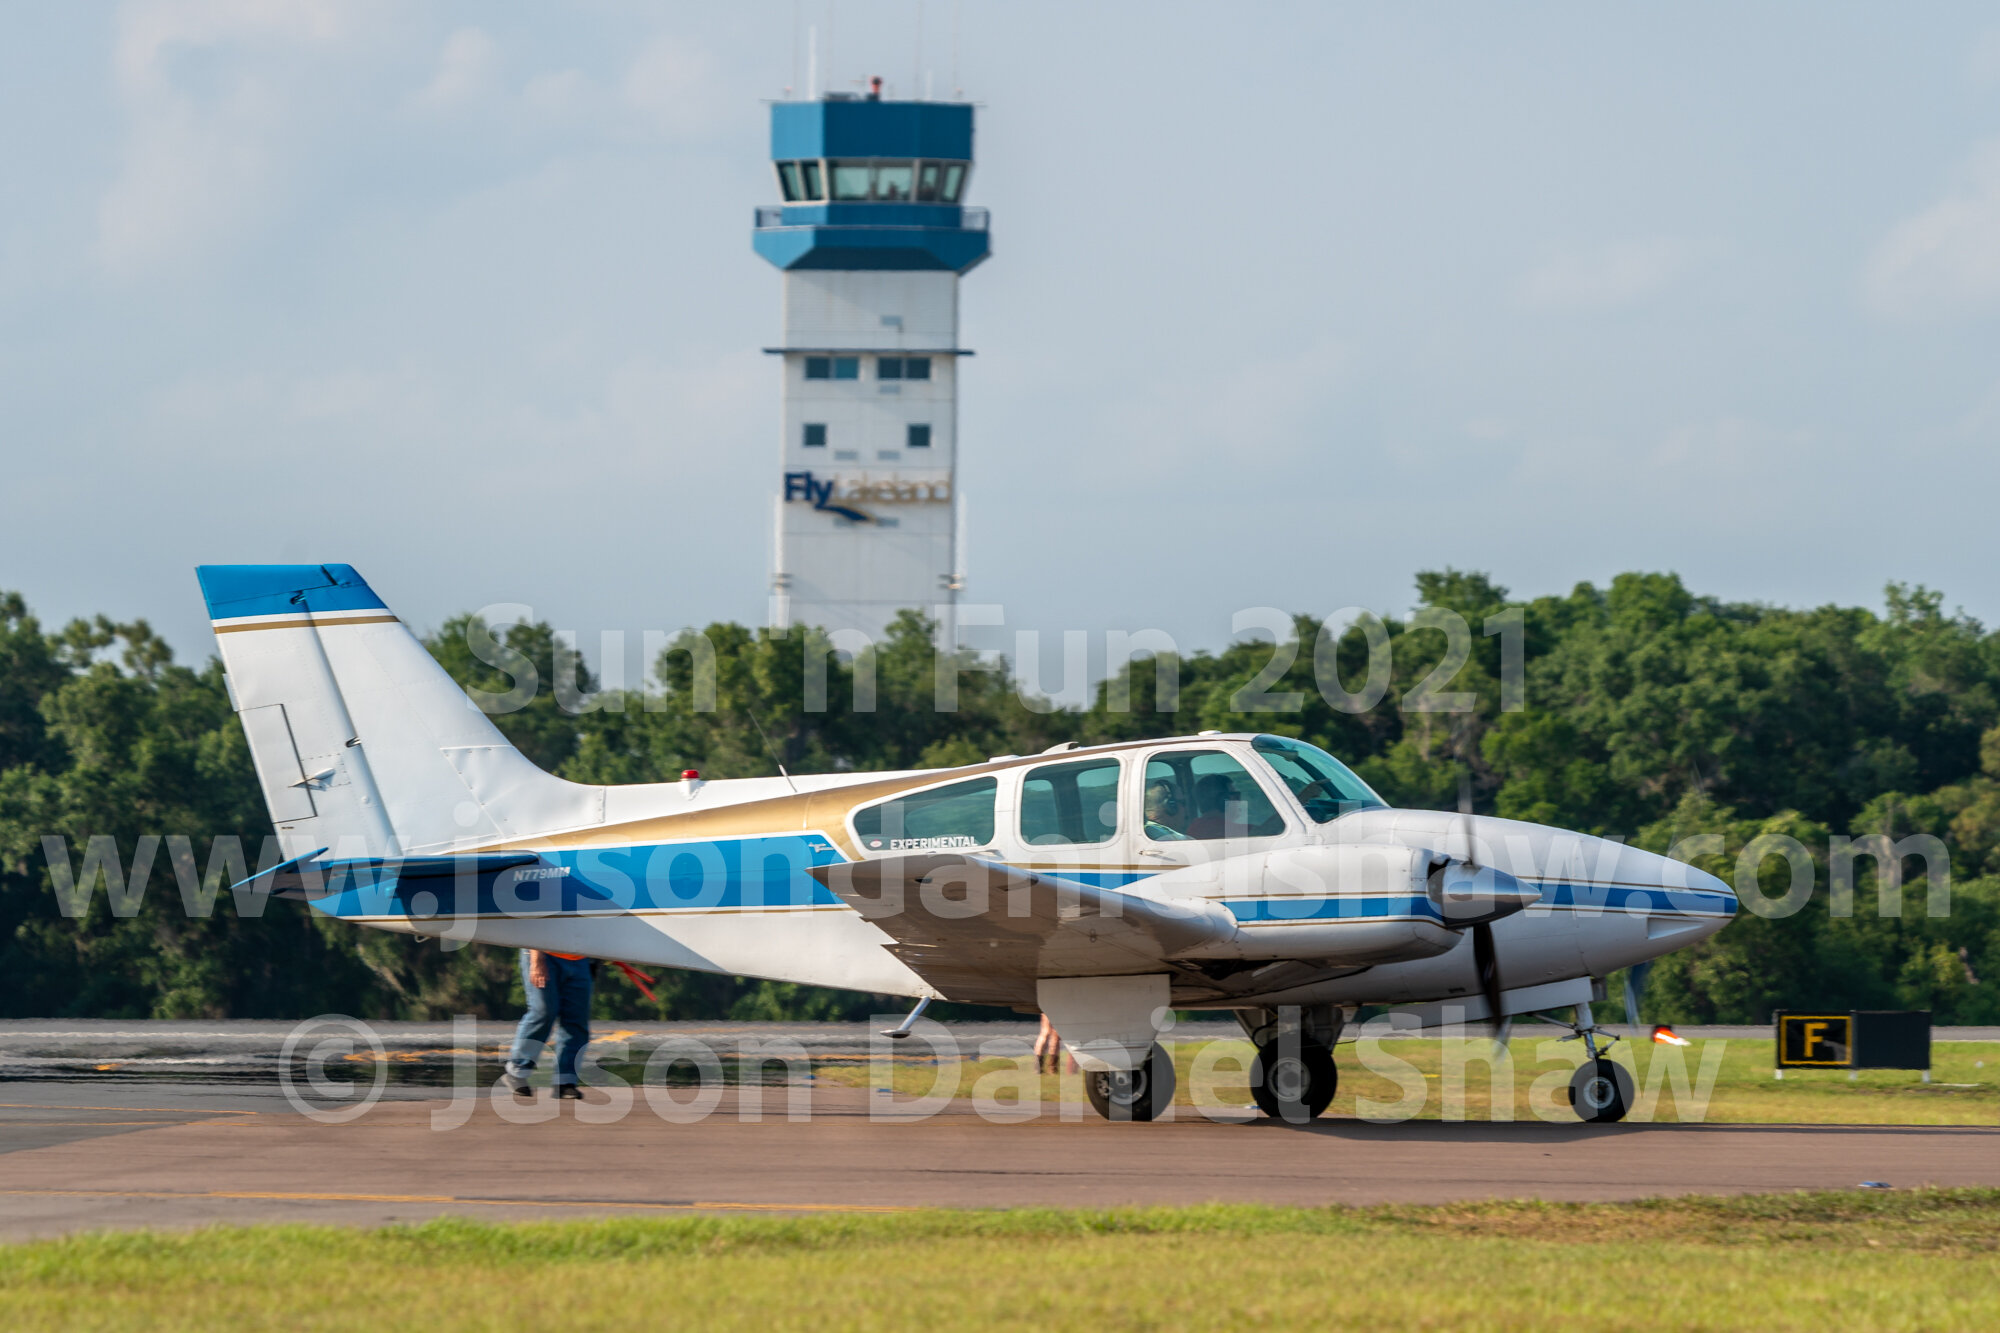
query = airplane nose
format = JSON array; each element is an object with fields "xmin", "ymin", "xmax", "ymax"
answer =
[
  {"xmin": 1655, "ymin": 857, "xmax": 1737, "ymax": 918},
  {"xmin": 1570, "ymin": 845, "xmax": 1738, "ymax": 977}
]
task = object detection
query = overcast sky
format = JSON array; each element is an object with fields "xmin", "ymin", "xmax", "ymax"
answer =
[{"xmin": 7, "ymin": 2, "xmax": 2000, "ymax": 690}]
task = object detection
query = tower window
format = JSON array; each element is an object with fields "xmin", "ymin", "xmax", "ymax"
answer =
[
  {"xmin": 916, "ymin": 163, "xmax": 941, "ymax": 201},
  {"xmin": 876, "ymin": 356, "xmax": 931, "ymax": 380},
  {"xmin": 799, "ymin": 161, "xmax": 824, "ymax": 200},
  {"xmin": 803, "ymin": 423, "xmax": 827, "ymax": 448},
  {"xmin": 804, "ymin": 356, "xmax": 830, "ymax": 379},
  {"xmin": 941, "ymin": 164, "xmax": 966, "ymax": 203},
  {"xmin": 776, "ymin": 162, "xmax": 803, "ymax": 202},
  {"xmin": 875, "ymin": 164, "xmax": 913, "ymax": 201},
  {"xmin": 908, "ymin": 424, "xmax": 932, "ymax": 449},
  {"xmin": 832, "ymin": 356, "xmax": 859, "ymax": 380},
  {"xmin": 830, "ymin": 162, "xmax": 872, "ymax": 201}
]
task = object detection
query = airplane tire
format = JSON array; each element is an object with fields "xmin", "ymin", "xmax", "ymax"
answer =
[
  {"xmin": 1084, "ymin": 1043, "xmax": 1176, "ymax": 1122},
  {"xmin": 1567, "ymin": 1058, "xmax": 1634, "ymax": 1123},
  {"xmin": 1251, "ymin": 1038, "xmax": 1337, "ymax": 1123}
]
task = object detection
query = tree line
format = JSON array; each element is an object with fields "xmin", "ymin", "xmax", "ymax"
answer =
[{"xmin": 3, "ymin": 569, "xmax": 1997, "ymax": 1024}]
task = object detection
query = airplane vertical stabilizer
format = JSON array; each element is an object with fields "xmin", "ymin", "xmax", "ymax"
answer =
[{"xmin": 196, "ymin": 564, "xmax": 602, "ymax": 857}]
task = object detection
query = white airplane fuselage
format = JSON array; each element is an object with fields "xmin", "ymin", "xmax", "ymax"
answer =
[{"xmin": 197, "ymin": 564, "xmax": 1736, "ymax": 1044}]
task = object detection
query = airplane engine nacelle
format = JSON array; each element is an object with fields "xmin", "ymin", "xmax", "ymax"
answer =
[
  {"xmin": 1428, "ymin": 858, "xmax": 1542, "ymax": 926},
  {"xmin": 1140, "ymin": 843, "xmax": 1533, "ymax": 965}
]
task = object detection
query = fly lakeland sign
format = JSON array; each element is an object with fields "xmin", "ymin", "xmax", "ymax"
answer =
[{"xmin": 783, "ymin": 470, "xmax": 952, "ymax": 525}]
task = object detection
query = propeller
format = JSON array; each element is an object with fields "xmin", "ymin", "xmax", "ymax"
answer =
[
  {"xmin": 1622, "ymin": 959, "xmax": 1654, "ymax": 1027},
  {"xmin": 1472, "ymin": 920, "xmax": 1506, "ymax": 1034},
  {"xmin": 1453, "ymin": 807, "xmax": 1509, "ymax": 1045}
]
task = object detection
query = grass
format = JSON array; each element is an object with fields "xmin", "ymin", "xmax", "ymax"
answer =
[
  {"xmin": 3, "ymin": 1191, "xmax": 1999, "ymax": 1330},
  {"xmin": 811, "ymin": 1037, "xmax": 2000, "ymax": 1125}
]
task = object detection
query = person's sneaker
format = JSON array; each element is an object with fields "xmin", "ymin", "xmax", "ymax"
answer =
[
  {"xmin": 502, "ymin": 1070, "xmax": 532, "ymax": 1096},
  {"xmin": 554, "ymin": 1083, "xmax": 583, "ymax": 1100}
]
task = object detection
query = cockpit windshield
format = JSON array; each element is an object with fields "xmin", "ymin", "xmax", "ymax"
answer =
[{"xmin": 1252, "ymin": 735, "xmax": 1385, "ymax": 822}]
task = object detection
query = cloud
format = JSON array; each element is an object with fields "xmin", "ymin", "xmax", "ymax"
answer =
[
  {"xmin": 1973, "ymin": 29, "xmax": 2000, "ymax": 84},
  {"xmin": 415, "ymin": 27, "xmax": 499, "ymax": 110},
  {"xmin": 1864, "ymin": 141, "xmax": 2000, "ymax": 320},
  {"xmin": 1518, "ymin": 237, "xmax": 1699, "ymax": 311},
  {"xmin": 621, "ymin": 33, "xmax": 722, "ymax": 139},
  {"xmin": 497, "ymin": 33, "xmax": 722, "ymax": 138},
  {"xmin": 96, "ymin": 0, "xmax": 371, "ymax": 275},
  {"xmin": 1080, "ymin": 340, "xmax": 1350, "ymax": 481}
]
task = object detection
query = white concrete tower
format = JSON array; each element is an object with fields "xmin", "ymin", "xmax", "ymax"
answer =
[{"xmin": 753, "ymin": 91, "xmax": 989, "ymax": 644}]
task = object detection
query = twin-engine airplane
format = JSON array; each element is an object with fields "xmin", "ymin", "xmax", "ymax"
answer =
[{"xmin": 199, "ymin": 564, "xmax": 1736, "ymax": 1123}]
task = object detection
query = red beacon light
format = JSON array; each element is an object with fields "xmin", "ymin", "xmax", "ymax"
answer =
[{"xmin": 681, "ymin": 769, "xmax": 701, "ymax": 781}]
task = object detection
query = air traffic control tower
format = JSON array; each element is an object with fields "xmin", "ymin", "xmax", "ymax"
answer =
[{"xmin": 753, "ymin": 90, "xmax": 989, "ymax": 643}]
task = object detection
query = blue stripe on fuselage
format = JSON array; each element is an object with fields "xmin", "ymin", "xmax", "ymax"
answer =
[
  {"xmin": 306, "ymin": 833, "xmax": 1739, "ymax": 925},
  {"xmin": 1532, "ymin": 882, "xmax": 1738, "ymax": 916},
  {"xmin": 1226, "ymin": 895, "xmax": 1443, "ymax": 924},
  {"xmin": 309, "ymin": 834, "xmax": 849, "ymax": 919}
]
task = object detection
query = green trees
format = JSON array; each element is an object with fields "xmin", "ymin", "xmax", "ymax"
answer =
[{"xmin": 3, "ymin": 571, "xmax": 1998, "ymax": 1022}]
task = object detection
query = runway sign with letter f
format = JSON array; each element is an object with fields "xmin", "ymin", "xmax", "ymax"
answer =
[{"xmin": 1774, "ymin": 1011, "xmax": 1851, "ymax": 1079}]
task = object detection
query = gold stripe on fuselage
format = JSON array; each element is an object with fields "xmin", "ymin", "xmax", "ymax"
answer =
[
  {"xmin": 213, "ymin": 615, "xmax": 401, "ymax": 634},
  {"xmin": 489, "ymin": 739, "xmax": 1176, "ymax": 863}
]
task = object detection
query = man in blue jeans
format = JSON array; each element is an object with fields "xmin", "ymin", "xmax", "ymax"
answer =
[{"xmin": 503, "ymin": 949, "xmax": 592, "ymax": 1099}]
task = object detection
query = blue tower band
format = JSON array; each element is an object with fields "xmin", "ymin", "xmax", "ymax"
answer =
[{"xmin": 755, "ymin": 86, "xmax": 989, "ymax": 645}]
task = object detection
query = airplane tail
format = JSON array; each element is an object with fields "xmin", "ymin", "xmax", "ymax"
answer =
[{"xmin": 196, "ymin": 564, "xmax": 602, "ymax": 858}]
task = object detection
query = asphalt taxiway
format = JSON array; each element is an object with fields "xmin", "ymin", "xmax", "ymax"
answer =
[{"xmin": 3, "ymin": 1076, "xmax": 1997, "ymax": 1239}]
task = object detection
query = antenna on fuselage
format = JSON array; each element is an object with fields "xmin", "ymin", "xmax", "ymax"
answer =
[{"xmin": 742, "ymin": 703, "xmax": 801, "ymax": 794}]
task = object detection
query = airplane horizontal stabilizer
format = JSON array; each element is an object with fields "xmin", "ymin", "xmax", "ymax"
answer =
[{"xmin": 232, "ymin": 850, "xmax": 544, "ymax": 900}]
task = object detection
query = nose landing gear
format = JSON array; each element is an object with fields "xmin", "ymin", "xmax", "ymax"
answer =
[
  {"xmin": 1568, "ymin": 1058, "xmax": 1634, "ymax": 1122},
  {"xmin": 1539, "ymin": 999, "xmax": 1634, "ymax": 1123}
]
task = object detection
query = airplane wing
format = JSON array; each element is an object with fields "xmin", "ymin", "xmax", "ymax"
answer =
[{"xmin": 807, "ymin": 854, "xmax": 1239, "ymax": 1006}]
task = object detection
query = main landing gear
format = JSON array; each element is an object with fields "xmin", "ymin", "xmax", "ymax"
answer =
[
  {"xmin": 1084, "ymin": 1043, "xmax": 1176, "ymax": 1122},
  {"xmin": 1241, "ymin": 1005, "xmax": 1344, "ymax": 1124},
  {"xmin": 1542, "ymin": 999, "xmax": 1634, "ymax": 1124}
]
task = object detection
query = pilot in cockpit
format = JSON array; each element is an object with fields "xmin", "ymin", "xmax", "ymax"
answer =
[
  {"xmin": 1183, "ymin": 774, "xmax": 1235, "ymax": 840},
  {"xmin": 1143, "ymin": 779, "xmax": 1190, "ymax": 840}
]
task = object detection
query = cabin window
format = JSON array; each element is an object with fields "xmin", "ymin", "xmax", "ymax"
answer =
[
  {"xmin": 916, "ymin": 162, "xmax": 942, "ymax": 201},
  {"xmin": 776, "ymin": 161, "xmax": 804, "ymax": 201},
  {"xmin": 941, "ymin": 164, "xmax": 966, "ymax": 202},
  {"xmin": 1141, "ymin": 750, "xmax": 1285, "ymax": 841},
  {"xmin": 1021, "ymin": 758, "xmax": 1121, "ymax": 847},
  {"xmin": 799, "ymin": 161, "xmax": 824, "ymax": 200},
  {"xmin": 853, "ymin": 777, "xmax": 997, "ymax": 852}
]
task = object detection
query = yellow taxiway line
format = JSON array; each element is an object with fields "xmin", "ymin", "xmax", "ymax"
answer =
[{"xmin": 0, "ymin": 1187, "xmax": 913, "ymax": 1214}]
